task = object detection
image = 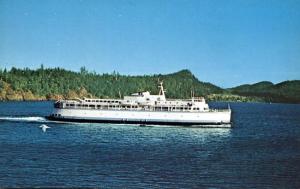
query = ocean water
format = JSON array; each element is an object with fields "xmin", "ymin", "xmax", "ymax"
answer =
[{"xmin": 0, "ymin": 101, "xmax": 299, "ymax": 188}]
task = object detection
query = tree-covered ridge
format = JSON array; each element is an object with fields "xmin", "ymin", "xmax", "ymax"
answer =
[
  {"xmin": 0, "ymin": 67, "xmax": 222, "ymax": 100},
  {"xmin": 229, "ymin": 80, "xmax": 300, "ymax": 103},
  {"xmin": 0, "ymin": 66, "xmax": 299, "ymax": 103}
]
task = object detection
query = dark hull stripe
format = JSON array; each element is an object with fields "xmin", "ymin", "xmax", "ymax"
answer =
[{"xmin": 45, "ymin": 116, "xmax": 232, "ymax": 127}]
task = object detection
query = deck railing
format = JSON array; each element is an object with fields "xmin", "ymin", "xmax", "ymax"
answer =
[{"xmin": 58, "ymin": 104, "xmax": 230, "ymax": 113}]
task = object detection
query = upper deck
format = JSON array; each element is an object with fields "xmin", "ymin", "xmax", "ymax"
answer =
[{"xmin": 54, "ymin": 97, "xmax": 210, "ymax": 111}]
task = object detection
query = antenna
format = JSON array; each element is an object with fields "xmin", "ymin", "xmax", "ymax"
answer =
[
  {"xmin": 118, "ymin": 90, "xmax": 122, "ymax": 99},
  {"xmin": 191, "ymin": 88, "xmax": 195, "ymax": 98}
]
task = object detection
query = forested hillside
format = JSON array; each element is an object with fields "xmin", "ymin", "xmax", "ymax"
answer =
[
  {"xmin": 0, "ymin": 67, "xmax": 222, "ymax": 100},
  {"xmin": 230, "ymin": 81, "xmax": 300, "ymax": 103},
  {"xmin": 0, "ymin": 66, "xmax": 299, "ymax": 103}
]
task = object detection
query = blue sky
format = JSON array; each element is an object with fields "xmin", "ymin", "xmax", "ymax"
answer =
[{"xmin": 0, "ymin": 0, "xmax": 299, "ymax": 87}]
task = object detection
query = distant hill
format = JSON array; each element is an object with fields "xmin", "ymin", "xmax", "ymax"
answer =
[
  {"xmin": 0, "ymin": 67, "xmax": 299, "ymax": 103},
  {"xmin": 153, "ymin": 69, "xmax": 223, "ymax": 98},
  {"xmin": 229, "ymin": 80, "xmax": 300, "ymax": 103}
]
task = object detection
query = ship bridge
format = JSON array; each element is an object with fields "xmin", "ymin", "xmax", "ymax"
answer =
[
  {"xmin": 124, "ymin": 91, "xmax": 166, "ymax": 105},
  {"xmin": 123, "ymin": 82, "xmax": 166, "ymax": 105}
]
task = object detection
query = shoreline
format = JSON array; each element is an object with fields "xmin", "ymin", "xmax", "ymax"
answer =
[{"xmin": 0, "ymin": 99, "xmax": 298, "ymax": 105}]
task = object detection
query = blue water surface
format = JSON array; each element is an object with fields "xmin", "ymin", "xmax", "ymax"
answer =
[{"xmin": 0, "ymin": 101, "xmax": 299, "ymax": 188}]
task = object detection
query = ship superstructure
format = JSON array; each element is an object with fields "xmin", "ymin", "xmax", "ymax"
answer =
[{"xmin": 47, "ymin": 83, "xmax": 232, "ymax": 127}]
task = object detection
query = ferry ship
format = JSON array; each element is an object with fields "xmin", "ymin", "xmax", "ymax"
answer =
[{"xmin": 47, "ymin": 83, "xmax": 232, "ymax": 127}]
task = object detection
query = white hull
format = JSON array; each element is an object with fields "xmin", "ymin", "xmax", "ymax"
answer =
[{"xmin": 49, "ymin": 108, "xmax": 232, "ymax": 127}]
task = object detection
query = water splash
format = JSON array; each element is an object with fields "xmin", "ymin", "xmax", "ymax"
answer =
[{"xmin": 0, "ymin": 116, "xmax": 47, "ymax": 123}]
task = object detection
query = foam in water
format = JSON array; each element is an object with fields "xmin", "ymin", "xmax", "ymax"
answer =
[{"xmin": 0, "ymin": 116, "xmax": 47, "ymax": 122}]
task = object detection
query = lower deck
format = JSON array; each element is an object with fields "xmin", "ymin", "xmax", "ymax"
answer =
[
  {"xmin": 46, "ymin": 115, "xmax": 232, "ymax": 127},
  {"xmin": 48, "ymin": 108, "xmax": 232, "ymax": 127}
]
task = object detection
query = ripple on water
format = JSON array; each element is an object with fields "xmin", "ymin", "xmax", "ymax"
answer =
[{"xmin": 0, "ymin": 101, "xmax": 300, "ymax": 188}]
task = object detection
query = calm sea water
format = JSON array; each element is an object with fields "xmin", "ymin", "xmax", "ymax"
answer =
[{"xmin": 0, "ymin": 101, "xmax": 299, "ymax": 188}]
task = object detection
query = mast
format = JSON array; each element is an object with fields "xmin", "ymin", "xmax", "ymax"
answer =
[{"xmin": 158, "ymin": 81, "xmax": 166, "ymax": 97}]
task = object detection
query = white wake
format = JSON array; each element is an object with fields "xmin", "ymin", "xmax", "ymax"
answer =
[{"xmin": 0, "ymin": 116, "xmax": 47, "ymax": 122}]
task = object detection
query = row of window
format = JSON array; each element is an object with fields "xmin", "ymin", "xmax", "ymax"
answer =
[
  {"xmin": 64, "ymin": 103, "xmax": 202, "ymax": 111},
  {"xmin": 52, "ymin": 114, "xmax": 61, "ymax": 117},
  {"xmin": 154, "ymin": 107, "xmax": 201, "ymax": 111},
  {"xmin": 85, "ymin": 99, "xmax": 120, "ymax": 103},
  {"xmin": 66, "ymin": 104, "xmax": 138, "ymax": 108}
]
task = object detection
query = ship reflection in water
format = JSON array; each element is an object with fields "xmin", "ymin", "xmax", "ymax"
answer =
[{"xmin": 61, "ymin": 122, "xmax": 232, "ymax": 147}]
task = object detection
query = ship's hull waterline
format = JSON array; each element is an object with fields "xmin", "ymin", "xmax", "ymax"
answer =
[{"xmin": 46, "ymin": 108, "xmax": 232, "ymax": 127}]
